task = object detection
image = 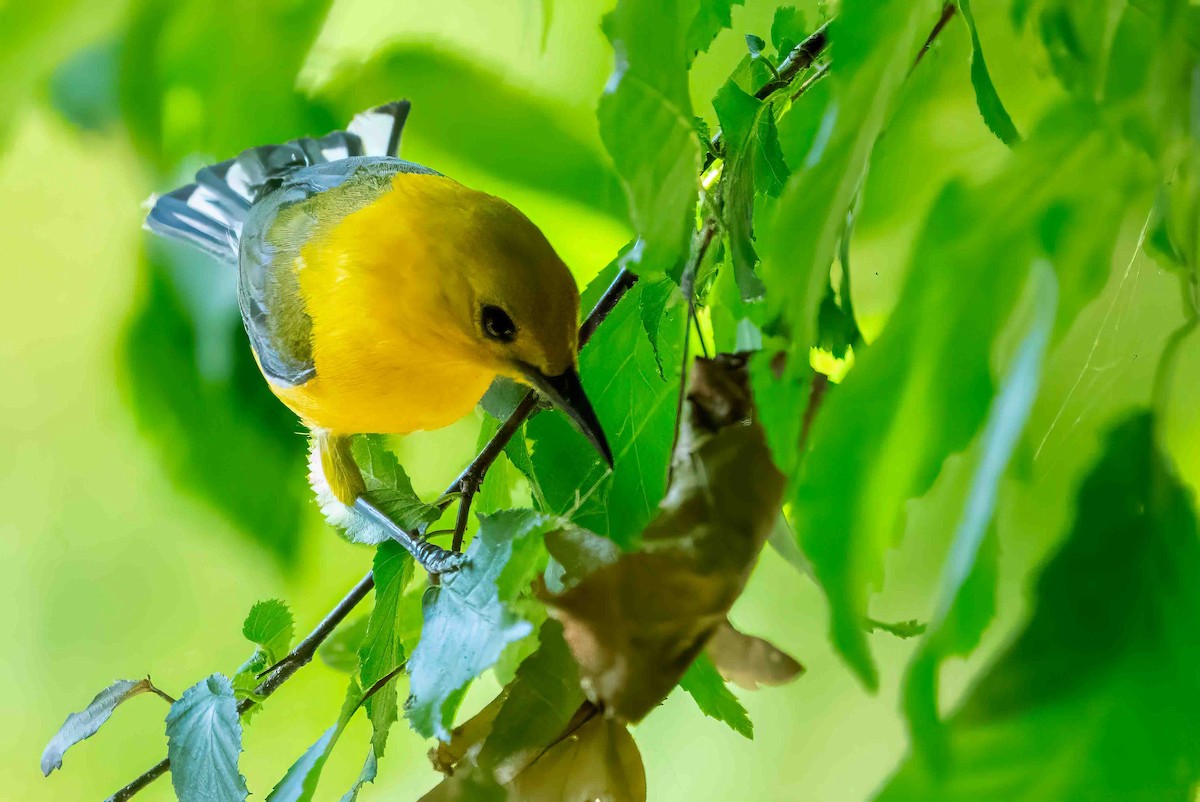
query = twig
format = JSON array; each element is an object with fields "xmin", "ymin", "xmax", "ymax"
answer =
[
  {"xmin": 107, "ymin": 7, "xmax": 955, "ymax": 797},
  {"xmin": 912, "ymin": 2, "xmax": 958, "ymax": 73}
]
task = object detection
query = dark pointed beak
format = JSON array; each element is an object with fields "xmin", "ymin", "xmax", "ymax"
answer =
[{"xmin": 522, "ymin": 365, "xmax": 613, "ymax": 468}]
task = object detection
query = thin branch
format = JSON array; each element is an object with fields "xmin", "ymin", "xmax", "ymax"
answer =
[
  {"xmin": 912, "ymin": 2, "xmax": 958, "ymax": 73},
  {"xmin": 107, "ymin": 7, "xmax": 956, "ymax": 797}
]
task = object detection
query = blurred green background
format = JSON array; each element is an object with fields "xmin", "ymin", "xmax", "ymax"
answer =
[{"xmin": 4, "ymin": 0, "xmax": 1195, "ymax": 799}]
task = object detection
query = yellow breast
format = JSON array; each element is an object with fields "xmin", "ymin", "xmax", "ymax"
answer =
[{"xmin": 270, "ymin": 172, "xmax": 497, "ymax": 435}]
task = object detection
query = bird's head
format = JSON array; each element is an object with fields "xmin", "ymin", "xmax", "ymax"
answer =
[{"xmin": 400, "ymin": 178, "xmax": 612, "ymax": 465}]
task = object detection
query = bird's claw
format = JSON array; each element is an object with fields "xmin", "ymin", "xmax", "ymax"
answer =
[{"xmin": 413, "ymin": 538, "xmax": 469, "ymax": 576}]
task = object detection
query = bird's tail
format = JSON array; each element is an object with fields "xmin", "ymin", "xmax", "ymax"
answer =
[{"xmin": 144, "ymin": 101, "xmax": 412, "ymax": 263}]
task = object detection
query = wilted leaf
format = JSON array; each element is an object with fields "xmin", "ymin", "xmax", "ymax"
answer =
[
  {"xmin": 706, "ymin": 620, "xmax": 804, "ymax": 690},
  {"xmin": 506, "ymin": 713, "xmax": 646, "ymax": 802},
  {"xmin": 678, "ymin": 653, "xmax": 753, "ymax": 739},
  {"xmin": 242, "ymin": 599, "xmax": 295, "ymax": 664},
  {"xmin": 430, "ymin": 692, "xmax": 510, "ymax": 775},
  {"xmin": 543, "ymin": 355, "xmax": 785, "ymax": 721},
  {"xmin": 166, "ymin": 674, "xmax": 249, "ymax": 802},
  {"xmin": 903, "ymin": 262, "xmax": 1057, "ymax": 761},
  {"xmin": 958, "ymin": 0, "xmax": 1020, "ymax": 146},
  {"xmin": 478, "ymin": 620, "xmax": 586, "ymax": 782},
  {"xmin": 598, "ymin": 0, "xmax": 701, "ymax": 280},
  {"xmin": 41, "ymin": 678, "xmax": 158, "ymax": 776},
  {"xmin": 406, "ymin": 510, "xmax": 555, "ymax": 741},
  {"xmin": 881, "ymin": 414, "xmax": 1200, "ymax": 799}
]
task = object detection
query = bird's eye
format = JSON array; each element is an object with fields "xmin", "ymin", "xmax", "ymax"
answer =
[{"xmin": 481, "ymin": 305, "xmax": 517, "ymax": 342}]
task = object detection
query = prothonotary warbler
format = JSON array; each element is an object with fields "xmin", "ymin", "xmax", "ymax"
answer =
[{"xmin": 145, "ymin": 101, "xmax": 611, "ymax": 573}]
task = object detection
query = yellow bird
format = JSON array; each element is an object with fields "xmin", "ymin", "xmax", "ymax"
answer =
[{"xmin": 145, "ymin": 101, "xmax": 610, "ymax": 571}]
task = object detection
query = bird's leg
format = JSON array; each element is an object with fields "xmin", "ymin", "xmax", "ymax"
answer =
[
  {"xmin": 319, "ymin": 431, "xmax": 467, "ymax": 575},
  {"xmin": 450, "ymin": 472, "xmax": 481, "ymax": 553}
]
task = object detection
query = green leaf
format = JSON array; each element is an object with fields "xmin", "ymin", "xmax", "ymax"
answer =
[
  {"xmin": 544, "ymin": 356, "xmax": 785, "ymax": 722},
  {"xmin": 121, "ymin": 246, "xmax": 310, "ymax": 567},
  {"xmin": 116, "ymin": 0, "xmax": 335, "ymax": 173},
  {"xmin": 758, "ymin": 0, "xmax": 940, "ymax": 348},
  {"xmin": 41, "ymin": 678, "xmax": 157, "ymax": 776},
  {"xmin": 958, "ymin": 0, "xmax": 1020, "ymax": 146},
  {"xmin": 49, "ymin": 38, "xmax": 120, "ymax": 132},
  {"xmin": 476, "ymin": 620, "xmax": 586, "ymax": 779},
  {"xmin": 266, "ymin": 677, "xmax": 367, "ymax": 802},
  {"xmin": 881, "ymin": 414, "xmax": 1200, "ymax": 799},
  {"xmin": 166, "ymin": 674, "xmax": 248, "ymax": 802},
  {"xmin": 351, "ymin": 435, "xmax": 442, "ymax": 541},
  {"xmin": 793, "ymin": 107, "xmax": 1142, "ymax": 689},
  {"xmin": 599, "ymin": 0, "xmax": 702, "ymax": 280},
  {"xmin": 745, "ymin": 33, "xmax": 767, "ymax": 58},
  {"xmin": 713, "ymin": 78, "xmax": 790, "ymax": 300},
  {"xmin": 688, "ymin": 0, "xmax": 746, "ymax": 57},
  {"xmin": 679, "ymin": 654, "xmax": 753, "ymax": 739},
  {"xmin": 317, "ymin": 43, "xmax": 625, "ymax": 220},
  {"xmin": 770, "ymin": 6, "xmax": 808, "ymax": 57},
  {"xmin": 242, "ymin": 599, "xmax": 295, "ymax": 664},
  {"xmin": 528, "ymin": 280, "xmax": 683, "ymax": 549},
  {"xmin": 339, "ymin": 750, "xmax": 378, "ymax": 802},
  {"xmin": 406, "ymin": 510, "xmax": 555, "ymax": 740},
  {"xmin": 902, "ymin": 263, "xmax": 1057, "ymax": 763},
  {"xmin": 319, "ymin": 615, "xmax": 370, "ymax": 674},
  {"xmin": 358, "ymin": 543, "xmax": 417, "ymax": 757}
]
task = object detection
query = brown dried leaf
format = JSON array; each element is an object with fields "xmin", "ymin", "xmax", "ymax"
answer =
[
  {"xmin": 543, "ymin": 355, "xmax": 786, "ymax": 722},
  {"xmin": 706, "ymin": 620, "xmax": 805, "ymax": 690},
  {"xmin": 506, "ymin": 712, "xmax": 646, "ymax": 802},
  {"xmin": 429, "ymin": 689, "xmax": 509, "ymax": 775}
]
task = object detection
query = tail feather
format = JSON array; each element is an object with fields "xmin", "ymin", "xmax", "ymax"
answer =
[{"xmin": 144, "ymin": 100, "xmax": 412, "ymax": 262}]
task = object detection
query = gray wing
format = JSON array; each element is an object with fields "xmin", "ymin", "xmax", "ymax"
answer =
[{"xmin": 237, "ymin": 157, "xmax": 440, "ymax": 387}]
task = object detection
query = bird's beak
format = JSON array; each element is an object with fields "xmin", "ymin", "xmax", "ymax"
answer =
[{"xmin": 521, "ymin": 365, "xmax": 613, "ymax": 468}]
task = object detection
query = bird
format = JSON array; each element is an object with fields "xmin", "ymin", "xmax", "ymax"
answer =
[{"xmin": 144, "ymin": 100, "xmax": 611, "ymax": 572}]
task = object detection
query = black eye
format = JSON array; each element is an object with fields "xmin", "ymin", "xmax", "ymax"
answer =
[{"xmin": 481, "ymin": 305, "xmax": 517, "ymax": 342}]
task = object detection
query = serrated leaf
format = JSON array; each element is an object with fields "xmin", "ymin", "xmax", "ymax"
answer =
[
  {"xmin": 959, "ymin": 0, "xmax": 1020, "ymax": 146},
  {"xmin": 794, "ymin": 107, "xmax": 1141, "ymax": 689},
  {"xmin": 242, "ymin": 599, "xmax": 294, "ymax": 664},
  {"xmin": 713, "ymin": 78, "xmax": 789, "ymax": 301},
  {"xmin": 902, "ymin": 262, "xmax": 1057, "ymax": 763},
  {"xmin": 598, "ymin": 0, "xmax": 702, "ymax": 281},
  {"xmin": 339, "ymin": 750, "xmax": 378, "ymax": 802},
  {"xmin": 758, "ymin": 0, "xmax": 940, "ymax": 348},
  {"xmin": 881, "ymin": 414, "xmax": 1200, "ymax": 799},
  {"xmin": 350, "ymin": 435, "xmax": 442, "ymax": 541},
  {"xmin": 679, "ymin": 654, "xmax": 753, "ymax": 739},
  {"xmin": 266, "ymin": 676, "xmax": 376, "ymax": 802},
  {"xmin": 544, "ymin": 356, "xmax": 785, "ymax": 722},
  {"xmin": 406, "ymin": 510, "xmax": 555, "ymax": 741},
  {"xmin": 358, "ymin": 542, "xmax": 417, "ymax": 757},
  {"xmin": 41, "ymin": 678, "xmax": 155, "ymax": 776},
  {"xmin": 688, "ymin": 0, "xmax": 746, "ymax": 57},
  {"xmin": 528, "ymin": 279, "xmax": 683, "ymax": 549},
  {"xmin": 166, "ymin": 674, "xmax": 248, "ymax": 802}
]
